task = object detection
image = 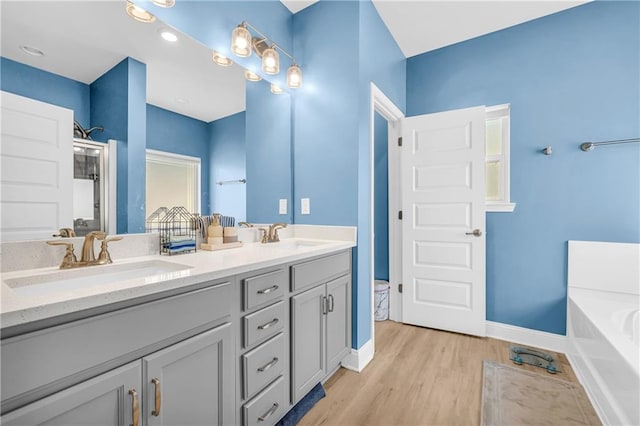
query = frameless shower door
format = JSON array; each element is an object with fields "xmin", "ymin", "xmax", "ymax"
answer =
[{"xmin": 73, "ymin": 139, "xmax": 108, "ymax": 236}]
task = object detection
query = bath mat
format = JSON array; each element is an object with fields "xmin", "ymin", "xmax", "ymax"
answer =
[
  {"xmin": 508, "ymin": 344, "xmax": 561, "ymax": 374},
  {"xmin": 481, "ymin": 360, "xmax": 600, "ymax": 426},
  {"xmin": 276, "ymin": 382, "xmax": 325, "ymax": 426}
]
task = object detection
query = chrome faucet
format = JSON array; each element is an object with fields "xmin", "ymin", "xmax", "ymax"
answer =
[{"xmin": 47, "ymin": 231, "xmax": 122, "ymax": 269}]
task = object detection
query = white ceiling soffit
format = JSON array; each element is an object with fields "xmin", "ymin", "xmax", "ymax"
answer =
[
  {"xmin": 372, "ymin": 0, "xmax": 590, "ymax": 58},
  {"xmin": 280, "ymin": 0, "xmax": 319, "ymax": 14},
  {"xmin": 1, "ymin": 1, "xmax": 246, "ymax": 123}
]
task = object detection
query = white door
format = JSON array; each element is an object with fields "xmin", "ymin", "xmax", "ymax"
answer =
[
  {"xmin": 401, "ymin": 106, "xmax": 486, "ymax": 336},
  {"xmin": 1, "ymin": 91, "xmax": 73, "ymax": 241}
]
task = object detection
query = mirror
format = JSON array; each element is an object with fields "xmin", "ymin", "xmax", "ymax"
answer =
[{"xmin": 0, "ymin": 0, "xmax": 292, "ymax": 241}]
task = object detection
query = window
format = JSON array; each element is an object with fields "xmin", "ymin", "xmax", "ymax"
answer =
[
  {"xmin": 485, "ymin": 104, "xmax": 515, "ymax": 212},
  {"xmin": 146, "ymin": 149, "xmax": 201, "ymax": 218}
]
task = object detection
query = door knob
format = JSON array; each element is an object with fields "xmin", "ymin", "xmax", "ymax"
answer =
[{"xmin": 465, "ymin": 229, "xmax": 482, "ymax": 237}]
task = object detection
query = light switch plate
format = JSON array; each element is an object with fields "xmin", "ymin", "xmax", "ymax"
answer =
[
  {"xmin": 279, "ymin": 199, "xmax": 287, "ymax": 215},
  {"xmin": 301, "ymin": 198, "xmax": 310, "ymax": 215}
]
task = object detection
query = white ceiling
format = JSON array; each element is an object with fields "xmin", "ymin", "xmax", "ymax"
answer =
[
  {"xmin": 281, "ymin": 0, "xmax": 588, "ymax": 57},
  {"xmin": 1, "ymin": 1, "xmax": 246, "ymax": 123}
]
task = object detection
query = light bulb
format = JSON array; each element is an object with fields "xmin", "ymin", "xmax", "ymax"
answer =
[
  {"xmin": 270, "ymin": 84, "xmax": 284, "ymax": 95},
  {"xmin": 125, "ymin": 1, "xmax": 156, "ymax": 23},
  {"xmin": 231, "ymin": 24, "xmax": 252, "ymax": 57},
  {"xmin": 151, "ymin": 0, "xmax": 175, "ymax": 7},
  {"xmin": 212, "ymin": 51, "xmax": 233, "ymax": 66},
  {"xmin": 287, "ymin": 63, "xmax": 302, "ymax": 88},
  {"xmin": 245, "ymin": 70, "xmax": 262, "ymax": 82},
  {"xmin": 262, "ymin": 46, "xmax": 279, "ymax": 75}
]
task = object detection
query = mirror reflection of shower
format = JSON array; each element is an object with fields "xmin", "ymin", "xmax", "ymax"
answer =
[{"xmin": 73, "ymin": 140, "xmax": 108, "ymax": 236}]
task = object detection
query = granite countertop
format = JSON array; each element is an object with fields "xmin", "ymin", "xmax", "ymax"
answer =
[{"xmin": 1, "ymin": 238, "xmax": 355, "ymax": 329}]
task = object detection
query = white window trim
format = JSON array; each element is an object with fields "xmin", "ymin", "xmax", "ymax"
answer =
[
  {"xmin": 486, "ymin": 104, "xmax": 516, "ymax": 213},
  {"xmin": 146, "ymin": 149, "xmax": 201, "ymax": 215}
]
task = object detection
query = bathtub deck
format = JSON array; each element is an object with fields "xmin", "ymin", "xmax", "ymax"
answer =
[{"xmin": 301, "ymin": 320, "xmax": 586, "ymax": 426}]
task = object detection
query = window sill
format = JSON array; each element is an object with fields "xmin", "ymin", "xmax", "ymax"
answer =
[{"xmin": 486, "ymin": 202, "xmax": 516, "ymax": 213}]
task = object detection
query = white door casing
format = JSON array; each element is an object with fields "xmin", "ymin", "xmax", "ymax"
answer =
[
  {"xmin": 401, "ymin": 106, "xmax": 486, "ymax": 337},
  {"xmin": 1, "ymin": 91, "xmax": 74, "ymax": 242}
]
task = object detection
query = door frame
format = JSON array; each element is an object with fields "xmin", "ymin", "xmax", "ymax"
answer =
[{"xmin": 369, "ymin": 83, "xmax": 404, "ymax": 348}]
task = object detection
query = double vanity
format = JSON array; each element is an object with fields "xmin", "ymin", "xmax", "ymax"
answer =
[{"xmin": 0, "ymin": 227, "xmax": 355, "ymax": 425}]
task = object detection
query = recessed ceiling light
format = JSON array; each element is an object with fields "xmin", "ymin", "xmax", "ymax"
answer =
[
  {"xmin": 270, "ymin": 84, "xmax": 284, "ymax": 95},
  {"xmin": 212, "ymin": 51, "xmax": 233, "ymax": 67},
  {"xmin": 20, "ymin": 45, "xmax": 44, "ymax": 57},
  {"xmin": 160, "ymin": 29, "xmax": 178, "ymax": 42},
  {"xmin": 126, "ymin": 1, "xmax": 156, "ymax": 23},
  {"xmin": 151, "ymin": 0, "xmax": 175, "ymax": 7},
  {"xmin": 175, "ymin": 97, "xmax": 189, "ymax": 104},
  {"xmin": 244, "ymin": 70, "xmax": 262, "ymax": 82}
]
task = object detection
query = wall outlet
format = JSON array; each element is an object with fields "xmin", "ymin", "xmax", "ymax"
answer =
[
  {"xmin": 301, "ymin": 198, "xmax": 310, "ymax": 215},
  {"xmin": 279, "ymin": 199, "xmax": 287, "ymax": 215}
]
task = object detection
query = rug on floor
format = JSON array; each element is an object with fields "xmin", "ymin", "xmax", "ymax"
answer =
[{"xmin": 481, "ymin": 360, "xmax": 600, "ymax": 426}]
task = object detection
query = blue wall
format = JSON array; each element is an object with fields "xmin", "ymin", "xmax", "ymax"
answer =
[
  {"xmin": 293, "ymin": 1, "xmax": 405, "ymax": 348},
  {"xmin": 209, "ymin": 111, "xmax": 246, "ymax": 221},
  {"xmin": 406, "ymin": 1, "xmax": 640, "ymax": 335},
  {"xmin": 91, "ymin": 58, "xmax": 147, "ymax": 234},
  {"xmin": 0, "ymin": 57, "xmax": 90, "ymax": 127},
  {"xmin": 147, "ymin": 104, "xmax": 210, "ymax": 215},
  {"xmin": 373, "ymin": 111, "xmax": 389, "ymax": 282}
]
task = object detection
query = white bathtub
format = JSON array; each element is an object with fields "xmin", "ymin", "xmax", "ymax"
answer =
[{"xmin": 567, "ymin": 241, "xmax": 640, "ymax": 426}]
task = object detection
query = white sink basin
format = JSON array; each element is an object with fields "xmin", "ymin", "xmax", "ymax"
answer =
[{"xmin": 5, "ymin": 260, "xmax": 193, "ymax": 297}]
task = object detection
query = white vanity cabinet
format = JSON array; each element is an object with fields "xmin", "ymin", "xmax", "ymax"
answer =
[{"xmin": 291, "ymin": 251, "xmax": 352, "ymax": 403}]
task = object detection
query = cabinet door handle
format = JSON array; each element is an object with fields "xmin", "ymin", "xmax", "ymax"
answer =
[
  {"xmin": 151, "ymin": 378, "xmax": 161, "ymax": 417},
  {"xmin": 328, "ymin": 294, "xmax": 335, "ymax": 312},
  {"xmin": 322, "ymin": 296, "xmax": 328, "ymax": 315},
  {"xmin": 257, "ymin": 357, "xmax": 279, "ymax": 372},
  {"xmin": 257, "ymin": 285, "xmax": 279, "ymax": 295},
  {"xmin": 129, "ymin": 389, "xmax": 139, "ymax": 426},
  {"xmin": 258, "ymin": 402, "xmax": 279, "ymax": 422},
  {"xmin": 257, "ymin": 318, "xmax": 279, "ymax": 330}
]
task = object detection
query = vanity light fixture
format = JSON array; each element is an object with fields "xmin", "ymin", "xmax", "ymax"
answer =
[
  {"xmin": 286, "ymin": 63, "xmax": 302, "ymax": 89},
  {"xmin": 20, "ymin": 45, "xmax": 45, "ymax": 57},
  {"xmin": 245, "ymin": 70, "xmax": 262, "ymax": 82},
  {"xmin": 230, "ymin": 21, "xmax": 302, "ymax": 88},
  {"xmin": 212, "ymin": 51, "xmax": 233, "ymax": 67},
  {"xmin": 126, "ymin": 1, "xmax": 156, "ymax": 23},
  {"xmin": 151, "ymin": 0, "xmax": 175, "ymax": 7},
  {"xmin": 270, "ymin": 84, "xmax": 284, "ymax": 95},
  {"xmin": 231, "ymin": 23, "xmax": 252, "ymax": 57}
]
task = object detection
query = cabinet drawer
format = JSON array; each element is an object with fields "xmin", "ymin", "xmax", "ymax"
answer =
[
  {"xmin": 243, "ymin": 269, "xmax": 286, "ymax": 311},
  {"xmin": 242, "ymin": 333, "xmax": 285, "ymax": 400},
  {"xmin": 243, "ymin": 301, "xmax": 285, "ymax": 348},
  {"xmin": 1, "ymin": 282, "xmax": 231, "ymax": 410},
  {"xmin": 291, "ymin": 251, "xmax": 351, "ymax": 291},
  {"xmin": 243, "ymin": 376, "xmax": 286, "ymax": 426}
]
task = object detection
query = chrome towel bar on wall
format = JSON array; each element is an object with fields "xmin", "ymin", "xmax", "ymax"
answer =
[{"xmin": 580, "ymin": 137, "xmax": 640, "ymax": 152}]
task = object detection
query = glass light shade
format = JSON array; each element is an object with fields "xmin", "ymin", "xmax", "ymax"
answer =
[
  {"xmin": 151, "ymin": 0, "xmax": 175, "ymax": 7},
  {"xmin": 231, "ymin": 24, "xmax": 252, "ymax": 57},
  {"xmin": 270, "ymin": 84, "xmax": 284, "ymax": 95},
  {"xmin": 286, "ymin": 64, "xmax": 302, "ymax": 88},
  {"xmin": 212, "ymin": 51, "xmax": 233, "ymax": 67},
  {"xmin": 244, "ymin": 70, "xmax": 262, "ymax": 82},
  {"xmin": 126, "ymin": 2, "xmax": 156, "ymax": 23},
  {"xmin": 262, "ymin": 46, "xmax": 279, "ymax": 74}
]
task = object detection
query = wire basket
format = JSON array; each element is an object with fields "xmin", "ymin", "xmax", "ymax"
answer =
[{"xmin": 158, "ymin": 207, "xmax": 197, "ymax": 255}]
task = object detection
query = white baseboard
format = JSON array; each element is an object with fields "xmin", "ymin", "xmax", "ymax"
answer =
[
  {"xmin": 486, "ymin": 321, "xmax": 567, "ymax": 354},
  {"xmin": 341, "ymin": 339, "xmax": 374, "ymax": 372}
]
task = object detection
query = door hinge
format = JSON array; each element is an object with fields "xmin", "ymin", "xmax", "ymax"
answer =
[
  {"xmin": 398, "ymin": 283, "xmax": 403, "ymax": 293},
  {"xmin": 397, "ymin": 137, "xmax": 403, "ymax": 147},
  {"xmin": 398, "ymin": 210, "xmax": 403, "ymax": 220}
]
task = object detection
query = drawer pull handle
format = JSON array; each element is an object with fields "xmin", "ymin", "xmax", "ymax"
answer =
[
  {"xmin": 258, "ymin": 318, "xmax": 279, "ymax": 330},
  {"xmin": 151, "ymin": 378, "xmax": 161, "ymax": 416},
  {"xmin": 328, "ymin": 294, "xmax": 335, "ymax": 312},
  {"xmin": 257, "ymin": 285, "xmax": 279, "ymax": 295},
  {"xmin": 129, "ymin": 389, "xmax": 139, "ymax": 426},
  {"xmin": 257, "ymin": 357, "xmax": 279, "ymax": 372},
  {"xmin": 258, "ymin": 402, "xmax": 279, "ymax": 422}
]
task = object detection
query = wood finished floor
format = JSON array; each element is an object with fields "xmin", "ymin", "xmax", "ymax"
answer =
[{"xmin": 300, "ymin": 320, "xmax": 583, "ymax": 426}]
